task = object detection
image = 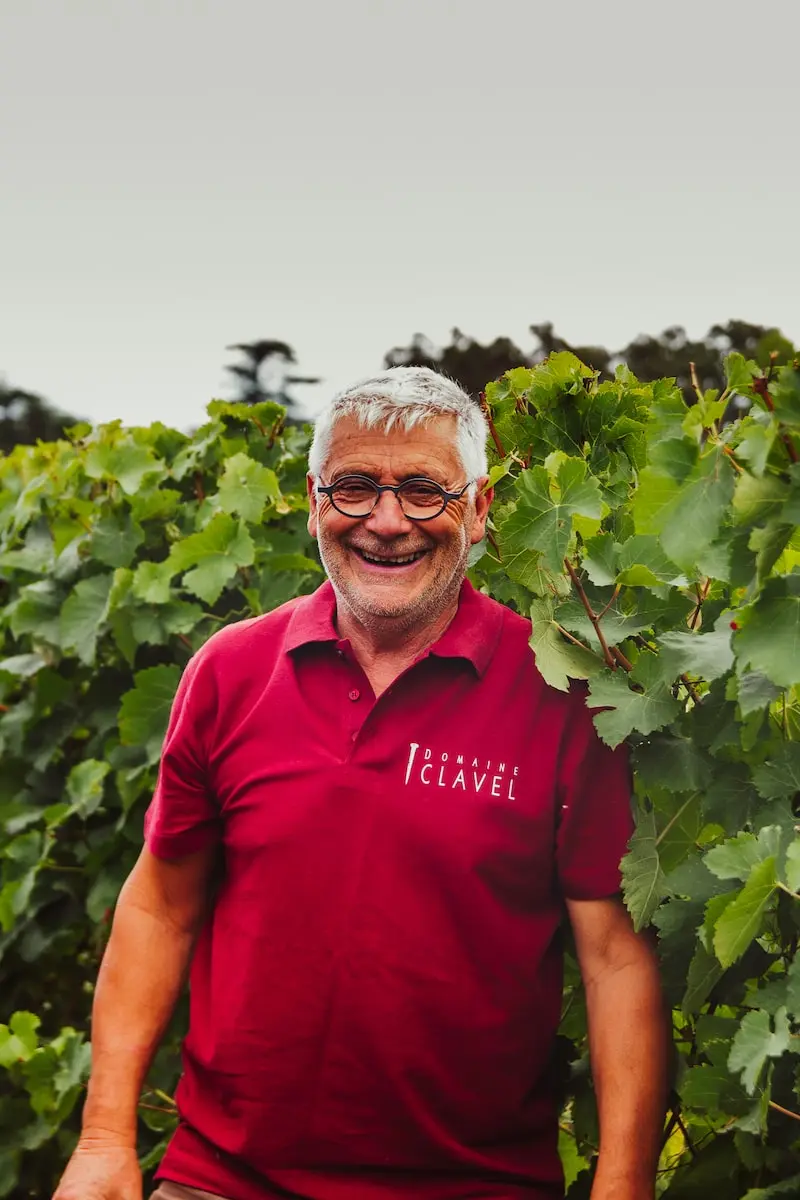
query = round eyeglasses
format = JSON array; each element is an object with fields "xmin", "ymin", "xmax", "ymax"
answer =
[{"xmin": 316, "ymin": 474, "xmax": 473, "ymax": 521}]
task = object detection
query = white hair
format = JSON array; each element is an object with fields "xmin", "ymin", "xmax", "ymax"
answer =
[{"xmin": 307, "ymin": 366, "xmax": 489, "ymax": 485}]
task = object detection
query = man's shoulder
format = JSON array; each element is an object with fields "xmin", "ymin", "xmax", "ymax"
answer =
[{"xmin": 193, "ymin": 593, "xmax": 309, "ymax": 668}]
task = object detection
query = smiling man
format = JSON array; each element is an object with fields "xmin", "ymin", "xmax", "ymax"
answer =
[{"xmin": 54, "ymin": 368, "xmax": 666, "ymax": 1200}]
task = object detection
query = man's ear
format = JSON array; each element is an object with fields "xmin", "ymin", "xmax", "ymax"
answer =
[
  {"xmin": 307, "ymin": 474, "xmax": 319, "ymax": 538},
  {"xmin": 469, "ymin": 479, "xmax": 493, "ymax": 546}
]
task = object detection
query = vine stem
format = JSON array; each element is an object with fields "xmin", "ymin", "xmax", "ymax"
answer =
[
  {"xmin": 564, "ymin": 559, "xmax": 617, "ymax": 671},
  {"xmin": 479, "ymin": 392, "xmax": 507, "ymax": 458},
  {"xmin": 769, "ymin": 1100, "xmax": 800, "ymax": 1123},
  {"xmin": 655, "ymin": 794, "xmax": 698, "ymax": 847},
  {"xmin": 753, "ymin": 375, "xmax": 799, "ymax": 463}
]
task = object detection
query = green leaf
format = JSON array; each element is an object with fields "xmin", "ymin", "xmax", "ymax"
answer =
[
  {"xmin": 216, "ymin": 452, "xmax": 281, "ymax": 523},
  {"xmin": 59, "ymin": 574, "xmax": 113, "ymax": 665},
  {"xmin": 633, "ymin": 735, "xmax": 712, "ymax": 793},
  {"xmin": 682, "ymin": 942, "xmax": 724, "ymax": 1015},
  {"xmin": 725, "ymin": 352, "xmax": 758, "ymax": 394},
  {"xmin": 91, "ymin": 513, "xmax": 144, "ymax": 568},
  {"xmin": 615, "ymin": 535, "xmax": 687, "ymax": 589},
  {"xmin": 505, "ymin": 459, "xmax": 604, "ymax": 574},
  {"xmin": 582, "ymin": 532, "xmax": 618, "ymax": 587},
  {"xmin": 84, "ymin": 440, "xmax": 164, "ymax": 495},
  {"xmin": 713, "ymin": 856, "xmax": 777, "ymax": 968},
  {"xmin": 132, "ymin": 560, "xmax": 173, "ymax": 605},
  {"xmin": 660, "ymin": 449, "xmax": 736, "ymax": 571},
  {"xmin": 528, "ymin": 600, "xmax": 602, "ymax": 692},
  {"xmin": 169, "ymin": 513, "xmax": 255, "ymax": 605},
  {"xmin": 65, "ymin": 759, "xmax": 111, "ymax": 818},
  {"xmin": 736, "ymin": 423, "xmax": 776, "ymax": 477},
  {"xmin": 786, "ymin": 841, "xmax": 800, "ymax": 893},
  {"xmin": 0, "ymin": 652, "xmax": 47, "ymax": 678},
  {"xmin": 118, "ymin": 664, "xmax": 181, "ymax": 757},
  {"xmin": 736, "ymin": 671, "xmax": 782, "ymax": 716},
  {"xmin": 656, "ymin": 621, "xmax": 734, "ymax": 684},
  {"xmin": 621, "ymin": 808, "xmax": 666, "ymax": 931},
  {"xmin": 733, "ymin": 472, "xmax": 788, "ymax": 525},
  {"xmin": 0, "ymin": 1012, "xmax": 41, "ymax": 1067},
  {"xmin": 728, "ymin": 1006, "xmax": 791, "ymax": 1094},
  {"xmin": 588, "ymin": 656, "xmax": 681, "ymax": 748},
  {"xmin": 705, "ymin": 828, "xmax": 784, "ymax": 883},
  {"xmin": 736, "ymin": 580, "xmax": 800, "ymax": 689},
  {"xmin": 752, "ymin": 743, "xmax": 800, "ymax": 800}
]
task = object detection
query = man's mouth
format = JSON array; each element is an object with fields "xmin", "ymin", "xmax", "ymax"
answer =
[{"xmin": 352, "ymin": 547, "xmax": 429, "ymax": 568}]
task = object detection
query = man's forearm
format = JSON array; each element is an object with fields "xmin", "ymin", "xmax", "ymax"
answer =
[
  {"xmin": 585, "ymin": 953, "xmax": 668, "ymax": 1199},
  {"xmin": 82, "ymin": 893, "xmax": 198, "ymax": 1145}
]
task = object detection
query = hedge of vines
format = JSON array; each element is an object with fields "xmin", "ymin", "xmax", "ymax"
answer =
[{"xmin": 1, "ymin": 354, "xmax": 800, "ymax": 1198}]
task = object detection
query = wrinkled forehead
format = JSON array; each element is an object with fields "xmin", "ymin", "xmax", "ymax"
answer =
[{"xmin": 322, "ymin": 412, "xmax": 462, "ymax": 478}]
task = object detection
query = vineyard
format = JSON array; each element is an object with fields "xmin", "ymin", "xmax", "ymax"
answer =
[{"xmin": 1, "ymin": 355, "xmax": 800, "ymax": 1197}]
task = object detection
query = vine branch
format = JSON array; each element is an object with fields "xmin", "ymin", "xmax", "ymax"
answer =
[
  {"xmin": 753, "ymin": 375, "xmax": 798, "ymax": 464},
  {"xmin": 480, "ymin": 392, "xmax": 507, "ymax": 458},
  {"xmin": 565, "ymin": 559, "xmax": 617, "ymax": 671}
]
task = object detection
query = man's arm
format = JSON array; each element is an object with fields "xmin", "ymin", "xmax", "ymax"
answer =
[
  {"xmin": 54, "ymin": 844, "xmax": 217, "ymax": 1200},
  {"xmin": 566, "ymin": 895, "xmax": 668, "ymax": 1200}
]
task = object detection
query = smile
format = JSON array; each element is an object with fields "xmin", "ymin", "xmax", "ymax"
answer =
[{"xmin": 353, "ymin": 548, "xmax": 428, "ymax": 567}]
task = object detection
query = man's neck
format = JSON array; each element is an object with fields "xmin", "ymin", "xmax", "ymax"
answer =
[{"xmin": 336, "ymin": 595, "xmax": 460, "ymax": 696}]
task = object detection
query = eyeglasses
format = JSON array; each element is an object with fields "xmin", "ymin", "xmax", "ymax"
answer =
[{"xmin": 316, "ymin": 474, "xmax": 473, "ymax": 521}]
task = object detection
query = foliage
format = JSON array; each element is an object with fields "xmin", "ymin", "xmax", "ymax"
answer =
[
  {"xmin": 0, "ymin": 401, "xmax": 319, "ymax": 1194},
  {"xmin": 2, "ymin": 350, "xmax": 800, "ymax": 1196},
  {"xmin": 468, "ymin": 350, "xmax": 800, "ymax": 1195}
]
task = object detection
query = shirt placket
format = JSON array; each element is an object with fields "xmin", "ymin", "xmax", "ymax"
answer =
[{"xmin": 335, "ymin": 640, "xmax": 375, "ymax": 746}]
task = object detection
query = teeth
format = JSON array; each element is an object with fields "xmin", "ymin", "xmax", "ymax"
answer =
[{"xmin": 359, "ymin": 550, "xmax": 423, "ymax": 565}]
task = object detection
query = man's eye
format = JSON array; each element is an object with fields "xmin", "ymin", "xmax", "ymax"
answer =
[
  {"xmin": 334, "ymin": 479, "xmax": 375, "ymax": 500},
  {"xmin": 401, "ymin": 482, "xmax": 443, "ymax": 507}
]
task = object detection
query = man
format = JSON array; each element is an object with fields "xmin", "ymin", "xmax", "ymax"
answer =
[{"xmin": 54, "ymin": 367, "xmax": 666, "ymax": 1200}]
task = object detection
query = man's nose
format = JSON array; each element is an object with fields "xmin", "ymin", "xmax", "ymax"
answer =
[{"xmin": 364, "ymin": 489, "xmax": 414, "ymax": 536}]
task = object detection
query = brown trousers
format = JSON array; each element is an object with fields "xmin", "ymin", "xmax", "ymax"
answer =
[{"xmin": 150, "ymin": 1183, "xmax": 230, "ymax": 1200}]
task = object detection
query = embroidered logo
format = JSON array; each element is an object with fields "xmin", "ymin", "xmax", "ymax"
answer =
[{"xmin": 403, "ymin": 742, "xmax": 519, "ymax": 800}]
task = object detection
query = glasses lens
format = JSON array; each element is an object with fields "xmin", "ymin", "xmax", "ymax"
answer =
[
  {"xmin": 330, "ymin": 477, "xmax": 377, "ymax": 516},
  {"xmin": 398, "ymin": 479, "xmax": 446, "ymax": 519}
]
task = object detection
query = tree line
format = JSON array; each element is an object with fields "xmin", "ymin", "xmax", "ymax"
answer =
[{"xmin": 1, "ymin": 319, "xmax": 797, "ymax": 452}]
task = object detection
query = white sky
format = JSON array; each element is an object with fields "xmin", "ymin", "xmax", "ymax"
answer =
[{"xmin": 1, "ymin": 0, "xmax": 799, "ymax": 428}]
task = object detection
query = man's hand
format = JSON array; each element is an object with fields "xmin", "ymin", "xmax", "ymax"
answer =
[{"xmin": 52, "ymin": 1136, "xmax": 142, "ymax": 1200}]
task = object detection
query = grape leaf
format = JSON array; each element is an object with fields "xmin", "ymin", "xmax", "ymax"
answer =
[
  {"xmin": 713, "ymin": 857, "xmax": 777, "ymax": 968},
  {"xmin": 118, "ymin": 664, "xmax": 181, "ymax": 758},
  {"xmin": 728, "ymin": 1006, "xmax": 791, "ymax": 1094},
  {"xmin": 588, "ymin": 656, "xmax": 681, "ymax": 748},
  {"xmin": 216, "ymin": 452, "xmax": 281, "ymax": 523},
  {"xmin": 59, "ymin": 574, "xmax": 113, "ymax": 665},
  {"xmin": 65, "ymin": 759, "xmax": 111, "ymax": 818},
  {"xmin": 506, "ymin": 460, "xmax": 604, "ymax": 573},
  {"xmin": 91, "ymin": 513, "xmax": 144, "ymax": 569},
  {"xmin": 736, "ymin": 579, "xmax": 800, "ymax": 689},
  {"xmin": 84, "ymin": 441, "xmax": 164, "ymax": 495},
  {"xmin": 528, "ymin": 600, "xmax": 602, "ymax": 692},
  {"xmin": 752, "ymin": 743, "xmax": 800, "ymax": 800},
  {"xmin": 621, "ymin": 808, "xmax": 666, "ymax": 930}
]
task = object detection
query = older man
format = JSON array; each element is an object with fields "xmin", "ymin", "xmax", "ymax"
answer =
[{"xmin": 55, "ymin": 368, "xmax": 666, "ymax": 1200}]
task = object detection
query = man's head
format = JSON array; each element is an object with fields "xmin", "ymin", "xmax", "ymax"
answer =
[{"xmin": 307, "ymin": 367, "xmax": 492, "ymax": 634}]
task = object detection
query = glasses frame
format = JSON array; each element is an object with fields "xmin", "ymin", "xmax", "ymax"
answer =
[{"xmin": 316, "ymin": 474, "xmax": 473, "ymax": 522}]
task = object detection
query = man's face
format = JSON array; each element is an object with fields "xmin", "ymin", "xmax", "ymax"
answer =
[{"xmin": 307, "ymin": 414, "xmax": 491, "ymax": 630}]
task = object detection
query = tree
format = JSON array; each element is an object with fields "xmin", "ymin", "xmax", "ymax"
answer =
[
  {"xmin": 224, "ymin": 339, "xmax": 320, "ymax": 423},
  {"xmin": 384, "ymin": 320, "xmax": 797, "ymax": 414},
  {"xmin": 0, "ymin": 380, "xmax": 82, "ymax": 454}
]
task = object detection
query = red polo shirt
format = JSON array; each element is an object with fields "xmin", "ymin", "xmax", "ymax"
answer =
[{"xmin": 145, "ymin": 581, "xmax": 632, "ymax": 1200}]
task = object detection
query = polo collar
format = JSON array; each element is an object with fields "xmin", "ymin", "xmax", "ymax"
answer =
[{"xmin": 283, "ymin": 579, "xmax": 502, "ymax": 678}]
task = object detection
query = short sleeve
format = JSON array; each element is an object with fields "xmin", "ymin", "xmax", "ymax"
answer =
[
  {"xmin": 555, "ymin": 686, "xmax": 633, "ymax": 900},
  {"xmin": 144, "ymin": 653, "xmax": 221, "ymax": 860}
]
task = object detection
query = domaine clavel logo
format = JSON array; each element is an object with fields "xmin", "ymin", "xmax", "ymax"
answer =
[{"xmin": 403, "ymin": 743, "xmax": 519, "ymax": 801}]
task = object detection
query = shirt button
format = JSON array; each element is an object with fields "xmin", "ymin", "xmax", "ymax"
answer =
[{"xmin": 348, "ymin": 689, "xmax": 360, "ymax": 702}]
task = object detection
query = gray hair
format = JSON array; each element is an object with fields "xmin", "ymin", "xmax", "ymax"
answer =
[{"xmin": 307, "ymin": 366, "xmax": 489, "ymax": 485}]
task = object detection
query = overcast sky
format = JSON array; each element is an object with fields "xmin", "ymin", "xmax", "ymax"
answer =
[{"xmin": 2, "ymin": 0, "xmax": 799, "ymax": 429}]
